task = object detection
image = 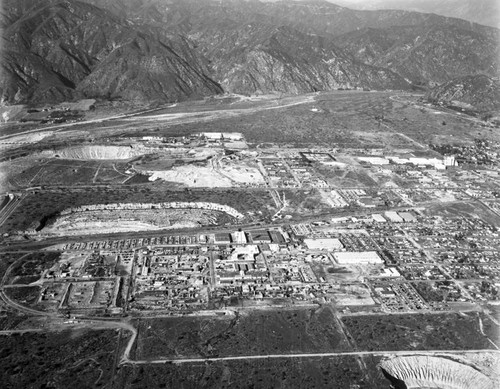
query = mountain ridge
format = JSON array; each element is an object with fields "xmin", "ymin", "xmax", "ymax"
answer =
[
  {"xmin": 1, "ymin": 0, "xmax": 499, "ymax": 105},
  {"xmin": 1, "ymin": 0, "xmax": 223, "ymax": 104}
]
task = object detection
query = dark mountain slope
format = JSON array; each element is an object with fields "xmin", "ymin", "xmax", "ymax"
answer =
[
  {"xmin": 0, "ymin": 50, "xmax": 76, "ymax": 104},
  {"xmin": 333, "ymin": 0, "xmax": 500, "ymax": 29},
  {"xmin": 334, "ymin": 23, "xmax": 500, "ymax": 87},
  {"xmin": 0, "ymin": 0, "xmax": 222, "ymax": 104},
  {"xmin": 77, "ymin": 33, "xmax": 222, "ymax": 101},
  {"xmin": 85, "ymin": 0, "xmax": 499, "ymax": 90},
  {"xmin": 426, "ymin": 75, "xmax": 500, "ymax": 114},
  {"xmin": 2, "ymin": 0, "xmax": 499, "ymax": 103},
  {"xmin": 193, "ymin": 24, "xmax": 409, "ymax": 93},
  {"xmin": 85, "ymin": 0, "xmax": 480, "ymax": 37}
]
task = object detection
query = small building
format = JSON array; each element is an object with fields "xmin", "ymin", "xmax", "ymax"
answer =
[
  {"xmin": 214, "ymin": 233, "xmax": 231, "ymax": 244},
  {"xmin": 231, "ymin": 231, "xmax": 247, "ymax": 244}
]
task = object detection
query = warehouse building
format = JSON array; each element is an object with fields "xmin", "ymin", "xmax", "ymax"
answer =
[{"xmin": 333, "ymin": 251, "xmax": 383, "ymax": 264}]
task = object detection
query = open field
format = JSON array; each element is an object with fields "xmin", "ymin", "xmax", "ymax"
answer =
[
  {"xmin": 131, "ymin": 307, "xmax": 351, "ymax": 360},
  {"xmin": 3, "ymin": 92, "xmax": 496, "ymax": 156},
  {"xmin": 7, "ymin": 252, "xmax": 61, "ymax": 285},
  {"xmin": 114, "ymin": 355, "xmax": 386, "ymax": 389},
  {"xmin": 424, "ymin": 201, "xmax": 500, "ymax": 227},
  {"xmin": 342, "ymin": 312, "xmax": 499, "ymax": 352},
  {"xmin": 4, "ymin": 286, "xmax": 41, "ymax": 307},
  {"xmin": 315, "ymin": 165, "xmax": 379, "ymax": 188},
  {"xmin": 5, "ymin": 159, "xmax": 132, "ymax": 188},
  {"xmin": 282, "ymin": 189, "xmax": 334, "ymax": 217},
  {"xmin": 0, "ymin": 329, "xmax": 120, "ymax": 388},
  {"xmin": 106, "ymin": 91, "xmax": 498, "ymax": 148}
]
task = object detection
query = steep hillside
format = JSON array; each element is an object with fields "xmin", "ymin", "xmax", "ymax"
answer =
[
  {"xmin": 191, "ymin": 23, "xmax": 409, "ymax": 94},
  {"xmin": 333, "ymin": 0, "xmax": 500, "ymax": 29},
  {"xmin": 87, "ymin": 0, "xmax": 500, "ymax": 90},
  {"xmin": 85, "ymin": 0, "xmax": 470, "ymax": 37},
  {"xmin": 426, "ymin": 75, "xmax": 500, "ymax": 114},
  {"xmin": 334, "ymin": 23, "xmax": 500, "ymax": 87},
  {"xmin": 2, "ymin": 0, "xmax": 499, "ymax": 103},
  {"xmin": 0, "ymin": 0, "xmax": 222, "ymax": 104}
]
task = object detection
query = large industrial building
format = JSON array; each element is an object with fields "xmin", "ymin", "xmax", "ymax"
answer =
[
  {"xmin": 304, "ymin": 238, "xmax": 344, "ymax": 251},
  {"xmin": 333, "ymin": 251, "xmax": 383, "ymax": 264}
]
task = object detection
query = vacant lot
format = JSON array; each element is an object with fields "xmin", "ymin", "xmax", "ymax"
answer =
[
  {"xmin": 0, "ymin": 329, "xmax": 120, "ymax": 389},
  {"xmin": 8, "ymin": 252, "xmax": 61, "ymax": 285},
  {"xmin": 114, "ymin": 355, "xmax": 388, "ymax": 389},
  {"xmin": 4, "ymin": 286, "xmax": 41, "ymax": 307},
  {"xmin": 342, "ymin": 312, "xmax": 498, "ymax": 351},
  {"xmin": 424, "ymin": 201, "xmax": 500, "ymax": 227},
  {"xmin": 132, "ymin": 307, "xmax": 351, "ymax": 360},
  {"xmin": 282, "ymin": 189, "xmax": 334, "ymax": 217}
]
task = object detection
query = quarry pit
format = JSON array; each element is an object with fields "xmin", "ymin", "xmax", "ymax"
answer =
[{"xmin": 379, "ymin": 354, "xmax": 498, "ymax": 389}]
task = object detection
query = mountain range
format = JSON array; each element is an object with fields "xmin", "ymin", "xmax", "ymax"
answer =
[
  {"xmin": 332, "ymin": 0, "xmax": 500, "ymax": 29},
  {"xmin": 426, "ymin": 75, "xmax": 500, "ymax": 115},
  {"xmin": 1, "ymin": 0, "xmax": 499, "ymax": 105}
]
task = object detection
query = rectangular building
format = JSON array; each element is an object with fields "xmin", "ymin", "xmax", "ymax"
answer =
[
  {"xmin": 304, "ymin": 238, "xmax": 344, "ymax": 251},
  {"xmin": 384, "ymin": 211, "xmax": 404, "ymax": 223},
  {"xmin": 333, "ymin": 251, "xmax": 383, "ymax": 264},
  {"xmin": 231, "ymin": 231, "xmax": 247, "ymax": 244}
]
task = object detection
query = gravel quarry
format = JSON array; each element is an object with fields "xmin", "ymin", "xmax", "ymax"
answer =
[
  {"xmin": 379, "ymin": 355, "xmax": 496, "ymax": 389},
  {"xmin": 48, "ymin": 145, "xmax": 146, "ymax": 160}
]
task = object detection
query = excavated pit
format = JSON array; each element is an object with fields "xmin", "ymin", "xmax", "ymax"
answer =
[
  {"xmin": 48, "ymin": 145, "xmax": 145, "ymax": 160},
  {"xmin": 379, "ymin": 355, "xmax": 495, "ymax": 389}
]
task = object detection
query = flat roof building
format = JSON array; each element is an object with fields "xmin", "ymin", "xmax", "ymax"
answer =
[
  {"xmin": 384, "ymin": 211, "xmax": 404, "ymax": 223},
  {"xmin": 372, "ymin": 214, "xmax": 387, "ymax": 223},
  {"xmin": 398, "ymin": 212, "xmax": 417, "ymax": 223},
  {"xmin": 251, "ymin": 230, "xmax": 272, "ymax": 244},
  {"xmin": 231, "ymin": 231, "xmax": 247, "ymax": 244},
  {"xmin": 333, "ymin": 251, "xmax": 383, "ymax": 264},
  {"xmin": 304, "ymin": 238, "xmax": 344, "ymax": 251}
]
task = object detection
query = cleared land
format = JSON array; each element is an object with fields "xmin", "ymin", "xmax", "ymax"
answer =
[
  {"xmin": 113, "ymin": 355, "xmax": 386, "ymax": 389},
  {"xmin": 131, "ymin": 307, "xmax": 351, "ymax": 360},
  {"xmin": 342, "ymin": 312, "xmax": 499, "ymax": 352},
  {"xmin": 0, "ymin": 329, "xmax": 121, "ymax": 388}
]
